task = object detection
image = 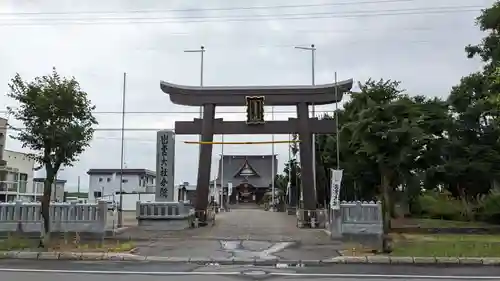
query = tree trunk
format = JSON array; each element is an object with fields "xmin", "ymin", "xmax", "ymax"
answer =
[
  {"xmin": 381, "ymin": 170, "xmax": 393, "ymax": 253},
  {"xmin": 456, "ymin": 182, "xmax": 473, "ymax": 221},
  {"xmin": 39, "ymin": 177, "xmax": 53, "ymax": 248}
]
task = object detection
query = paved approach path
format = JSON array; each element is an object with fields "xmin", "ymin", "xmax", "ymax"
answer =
[
  {"xmin": 194, "ymin": 207, "xmax": 331, "ymax": 243},
  {"xmin": 121, "ymin": 206, "xmax": 343, "ymax": 260},
  {"xmin": 118, "ymin": 205, "xmax": 331, "ymax": 243}
]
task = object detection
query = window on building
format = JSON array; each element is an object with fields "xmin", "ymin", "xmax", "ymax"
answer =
[
  {"xmin": 94, "ymin": 191, "xmax": 102, "ymax": 198},
  {"xmin": 122, "ymin": 179, "xmax": 128, "ymax": 183},
  {"xmin": 98, "ymin": 178, "xmax": 103, "ymax": 182},
  {"xmin": 107, "ymin": 177, "xmax": 111, "ymax": 182}
]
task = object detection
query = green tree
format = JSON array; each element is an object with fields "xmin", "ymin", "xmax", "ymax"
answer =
[
  {"xmin": 427, "ymin": 0, "xmax": 500, "ymax": 209},
  {"xmin": 7, "ymin": 68, "xmax": 98, "ymax": 247},
  {"xmin": 465, "ymin": 1, "xmax": 500, "ymax": 71},
  {"xmin": 343, "ymin": 79, "xmax": 430, "ymax": 252},
  {"xmin": 281, "ymin": 144, "xmax": 302, "ymax": 205}
]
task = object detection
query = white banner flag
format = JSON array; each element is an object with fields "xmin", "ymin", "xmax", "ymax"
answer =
[{"xmin": 330, "ymin": 169, "xmax": 343, "ymax": 210}]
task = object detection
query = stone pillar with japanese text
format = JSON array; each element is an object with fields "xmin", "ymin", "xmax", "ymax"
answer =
[{"xmin": 155, "ymin": 130, "xmax": 175, "ymax": 202}]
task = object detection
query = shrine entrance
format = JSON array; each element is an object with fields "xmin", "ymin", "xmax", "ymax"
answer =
[
  {"xmin": 234, "ymin": 183, "xmax": 261, "ymax": 204},
  {"xmin": 160, "ymin": 79, "xmax": 353, "ymax": 227}
]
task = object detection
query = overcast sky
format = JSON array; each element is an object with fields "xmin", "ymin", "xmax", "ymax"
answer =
[{"xmin": 0, "ymin": 0, "xmax": 492, "ymax": 191}]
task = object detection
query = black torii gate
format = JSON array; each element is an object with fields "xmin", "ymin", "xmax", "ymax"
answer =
[{"xmin": 160, "ymin": 80, "xmax": 353, "ymax": 225}]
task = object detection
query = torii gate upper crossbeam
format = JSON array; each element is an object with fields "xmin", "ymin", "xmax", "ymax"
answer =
[{"xmin": 160, "ymin": 80, "xmax": 353, "ymax": 106}]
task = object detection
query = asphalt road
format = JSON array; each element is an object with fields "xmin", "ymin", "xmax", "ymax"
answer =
[
  {"xmin": 0, "ymin": 260, "xmax": 499, "ymax": 280},
  {"xmin": 4, "ymin": 272, "xmax": 497, "ymax": 281}
]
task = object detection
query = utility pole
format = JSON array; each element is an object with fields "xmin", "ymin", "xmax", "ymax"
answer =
[
  {"xmin": 294, "ymin": 44, "xmax": 316, "ymax": 204},
  {"xmin": 271, "ymin": 106, "xmax": 275, "ymax": 211},
  {"xmin": 117, "ymin": 72, "xmax": 126, "ymax": 228},
  {"xmin": 184, "ymin": 46, "xmax": 207, "ymax": 204},
  {"xmin": 334, "ymin": 72, "xmax": 340, "ymax": 170},
  {"xmin": 288, "ymin": 133, "xmax": 292, "ymax": 207},
  {"xmin": 77, "ymin": 176, "xmax": 80, "ymax": 194}
]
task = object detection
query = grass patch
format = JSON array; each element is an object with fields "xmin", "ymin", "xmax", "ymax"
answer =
[
  {"xmin": 390, "ymin": 234, "xmax": 500, "ymax": 257},
  {"xmin": 0, "ymin": 236, "xmax": 36, "ymax": 251},
  {"xmin": 0, "ymin": 235, "xmax": 135, "ymax": 253},
  {"xmin": 51, "ymin": 240, "xmax": 136, "ymax": 253}
]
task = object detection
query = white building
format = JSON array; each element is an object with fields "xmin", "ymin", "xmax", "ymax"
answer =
[
  {"xmin": 87, "ymin": 168, "xmax": 156, "ymax": 203},
  {"xmin": 0, "ymin": 150, "xmax": 35, "ymax": 201},
  {"xmin": 0, "ymin": 117, "xmax": 6, "ymax": 163},
  {"xmin": 0, "ymin": 117, "xmax": 66, "ymax": 202}
]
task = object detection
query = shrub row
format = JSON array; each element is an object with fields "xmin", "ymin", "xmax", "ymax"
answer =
[{"xmin": 413, "ymin": 190, "xmax": 500, "ymax": 223}]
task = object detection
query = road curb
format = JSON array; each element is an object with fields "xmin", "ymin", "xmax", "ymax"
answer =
[{"xmin": 0, "ymin": 251, "xmax": 499, "ymax": 266}]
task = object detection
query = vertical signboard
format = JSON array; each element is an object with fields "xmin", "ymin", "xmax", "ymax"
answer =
[
  {"xmin": 156, "ymin": 130, "xmax": 175, "ymax": 202},
  {"xmin": 330, "ymin": 169, "xmax": 343, "ymax": 210}
]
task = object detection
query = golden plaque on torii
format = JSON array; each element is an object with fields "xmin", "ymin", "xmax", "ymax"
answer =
[{"xmin": 245, "ymin": 96, "xmax": 265, "ymax": 125}]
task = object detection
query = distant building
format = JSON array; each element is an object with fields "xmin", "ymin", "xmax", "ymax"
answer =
[
  {"xmin": 0, "ymin": 117, "xmax": 7, "ymax": 166},
  {"xmin": 215, "ymin": 155, "xmax": 278, "ymax": 204},
  {"xmin": 0, "ymin": 117, "xmax": 67, "ymax": 202},
  {"xmin": 33, "ymin": 178, "xmax": 66, "ymax": 202},
  {"xmin": 86, "ymin": 168, "xmax": 156, "ymax": 202},
  {"xmin": 176, "ymin": 182, "xmax": 198, "ymax": 204}
]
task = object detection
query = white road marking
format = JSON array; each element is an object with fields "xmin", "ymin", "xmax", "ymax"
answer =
[
  {"xmin": 219, "ymin": 240, "xmax": 294, "ymax": 260},
  {"xmin": 0, "ymin": 267, "xmax": 498, "ymax": 279}
]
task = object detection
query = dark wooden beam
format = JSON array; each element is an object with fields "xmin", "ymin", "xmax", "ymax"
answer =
[{"xmin": 174, "ymin": 118, "xmax": 337, "ymax": 135}]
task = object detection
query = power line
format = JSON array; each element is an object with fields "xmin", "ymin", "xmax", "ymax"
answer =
[
  {"xmin": 6, "ymin": 127, "xmax": 321, "ymax": 132},
  {"xmin": 0, "ymin": 6, "xmax": 481, "ymax": 26},
  {"xmin": 130, "ymin": 38, "xmax": 470, "ymax": 51},
  {"xmin": 94, "ymin": 25, "xmax": 479, "ymax": 36},
  {"xmin": 0, "ymin": 109, "xmax": 337, "ymax": 115},
  {"xmin": 6, "ymin": 127, "xmax": 171, "ymax": 131},
  {"xmin": 0, "ymin": 24, "xmax": 473, "ymax": 36},
  {"xmin": 93, "ymin": 135, "xmax": 294, "ymax": 143},
  {"xmin": 7, "ymin": 6, "xmax": 481, "ymax": 20},
  {"xmin": 0, "ymin": 0, "xmax": 456, "ymax": 16},
  {"xmin": 6, "ymin": 36, "xmax": 470, "ymax": 53}
]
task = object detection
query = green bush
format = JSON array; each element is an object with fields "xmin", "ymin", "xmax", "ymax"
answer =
[
  {"xmin": 418, "ymin": 191, "xmax": 464, "ymax": 221},
  {"xmin": 477, "ymin": 188, "xmax": 500, "ymax": 223}
]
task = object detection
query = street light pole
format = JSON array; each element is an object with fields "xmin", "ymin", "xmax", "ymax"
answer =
[
  {"xmin": 184, "ymin": 46, "xmax": 205, "ymax": 118},
  {"xmin": 294, "ymin": 44, "xmax": 316, "ymax": 203}
]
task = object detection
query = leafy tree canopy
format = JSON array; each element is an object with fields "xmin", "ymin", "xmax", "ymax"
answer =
[{"xmin": 7, "ymin": 67, "xmax": 98, "ymax": 179}]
